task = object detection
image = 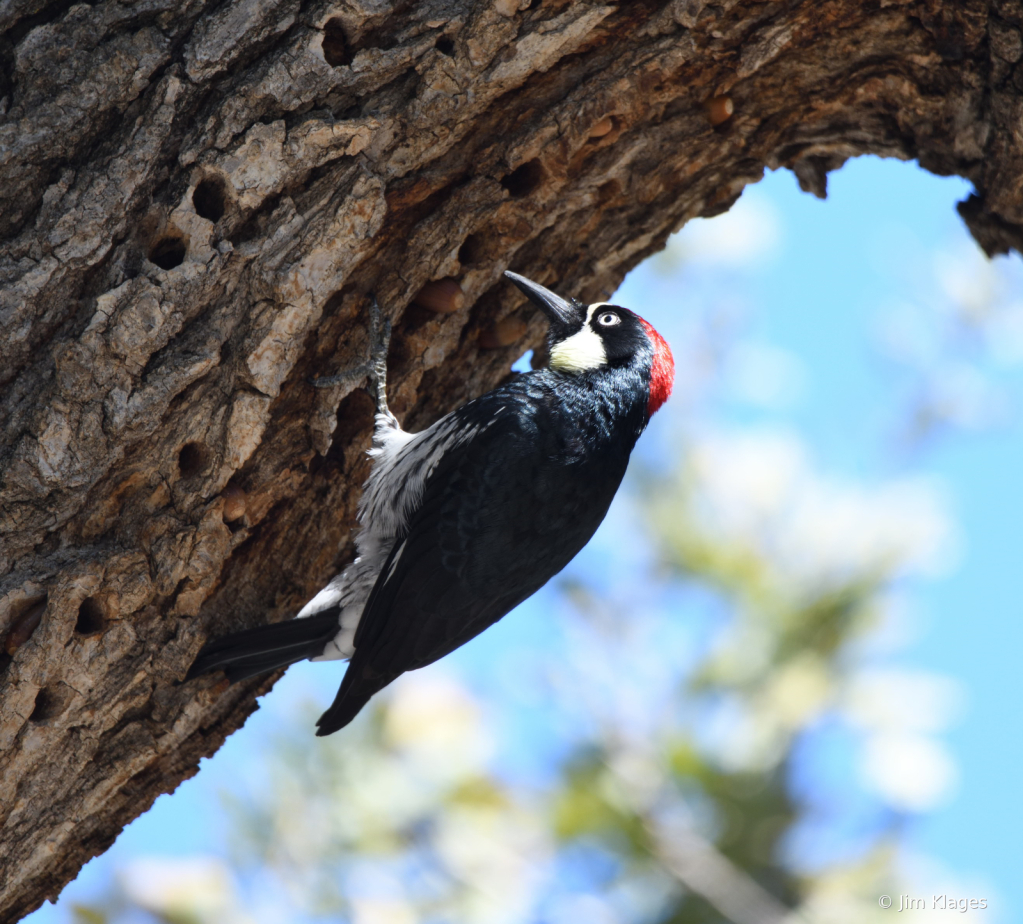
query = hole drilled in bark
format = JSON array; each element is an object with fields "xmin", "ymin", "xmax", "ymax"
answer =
[
  {"xmin": 29, "ymin": 686, "xmax": 67, "ymax": 723},
  {"xmin": 149, "ymin": 236, "xmax": 186, "ymax": 270},
  {"xmin": 193, "ymin": 177, "xmax": 227, "ymax": 222},
  {"xmin": 322, "ymin": 18, "xmax": 353, "ymax": 66},
  {"xmin": 177, "ymin": 442, "xmax": 209, "ymax": 478},
  {"xmin": 75, "ymin": 597, "xmax": 106, "ymax": 636},
  {"xmin": 435, "ymin": 36, "xmax": 455, "ymax": 56},
  {"xmin": 596, "ymin": 180, "xmax": 621, "ymax": 204},
  {"xmin": 501, "ymin": 159, "xmax": 544, "ymax": 198},
  {"xmin": 458, "ymin": 234, "xmax": 486, "ymax": 265}
]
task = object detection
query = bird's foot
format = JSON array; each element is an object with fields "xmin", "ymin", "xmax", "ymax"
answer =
[
  {"xmin": 309, "ymin": 364, "xmax": 371, "ymax": 390},
  {"xmin": 365, "ymin": 295, "xmax": 393, "ymax": 418},
  {"xmin": 309, "ymin": 296, "xmax": 396, "ymax": 425}
]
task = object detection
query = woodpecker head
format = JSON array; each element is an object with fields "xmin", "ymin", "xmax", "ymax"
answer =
[{"xmin": 504, "ymin": 271, "xmax": 675, "ymax": 417}]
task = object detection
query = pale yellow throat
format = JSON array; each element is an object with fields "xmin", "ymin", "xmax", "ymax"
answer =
[{"xmin": 549, "ymin": 304, "xmax": 607, "ymax": 373}]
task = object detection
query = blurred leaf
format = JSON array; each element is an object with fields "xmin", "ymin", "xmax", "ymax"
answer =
[{"xmin": 70, "ymin": 906, "xmax": 107, "ymax": 924}]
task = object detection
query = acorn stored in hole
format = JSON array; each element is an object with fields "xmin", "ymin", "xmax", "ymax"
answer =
[
  {"xmin": 479, "ymin": 316, "xmax": 527, "ymax": 349},
  {"xmin": 414, "ymin": 278, "xmax": 465, "ymax": 314},
  {"xmin": 589, "ymin": 116, "xmax": 615, "ymax": 139},
  {"xmin": 705, "ymin": 95, "xmax": 734, "ymax": 126},
  {"xmin": 222, "ymin": 485, "xmax": 247, "ymax": 523}
]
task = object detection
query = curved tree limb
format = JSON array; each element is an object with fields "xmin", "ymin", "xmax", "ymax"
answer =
[{"xmin": 1, "ymin": 0, "xmax": 1019, "ymax": 918}]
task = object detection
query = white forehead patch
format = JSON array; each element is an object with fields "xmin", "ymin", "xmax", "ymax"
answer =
[{"xmin": 549, "ymin": 304, "xmax": 607, "ymax": 373}]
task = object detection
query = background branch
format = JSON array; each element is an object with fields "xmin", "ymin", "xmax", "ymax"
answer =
[{"xmin": 2, "ymin": 0, "xmax": 1020, "ymax": 918}]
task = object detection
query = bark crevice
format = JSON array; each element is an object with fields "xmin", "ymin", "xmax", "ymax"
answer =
[{"xmin": 2, "ymin": 0, "xmax": 1022, "ymax": 919}]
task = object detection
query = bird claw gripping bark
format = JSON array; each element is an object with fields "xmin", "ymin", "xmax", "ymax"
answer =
[
  {"xmin": 366, "ymin": 297, "xmax": 396, "ymax": 425},
  {"xmin": 310, "ymin": 296, "xmax": 394, "ymax": 422}
]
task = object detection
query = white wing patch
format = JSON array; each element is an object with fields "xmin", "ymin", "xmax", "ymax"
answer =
[
  {"xmin": 305, "ymin": 409, "xmax": 487, "ymax": 661},
  {"xmin": 550, "ymin": 303, "xmax": 606, "ymax": 373}
]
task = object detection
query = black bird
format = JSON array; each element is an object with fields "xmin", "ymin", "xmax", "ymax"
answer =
[{"xmin": 188, "ymin": 272, "xmax": 674, "ymax": 735}]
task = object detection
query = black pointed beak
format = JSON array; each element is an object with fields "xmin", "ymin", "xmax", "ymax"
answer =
[{"xmin": 504, "ymin": 271, "xmax": 580, "ymax": 329}]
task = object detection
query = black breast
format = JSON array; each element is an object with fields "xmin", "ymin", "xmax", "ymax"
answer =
[{"xmin": 314, "ymin": 366, "xmax": 649, "ymax": 734}]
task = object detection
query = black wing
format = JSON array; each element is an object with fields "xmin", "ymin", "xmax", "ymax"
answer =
[{"xmin": 315, "ymin": 402, "xmax": 626, "ymax": 734}]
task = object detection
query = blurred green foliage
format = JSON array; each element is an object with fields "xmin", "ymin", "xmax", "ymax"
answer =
[{"xmin": 73, "ymin": 417, "xmax": 954, "ymax": 924}]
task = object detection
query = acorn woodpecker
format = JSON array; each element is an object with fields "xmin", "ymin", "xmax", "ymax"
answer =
[{"xmin": 188, "ymin": 272, "xmax": 675, "ymax": 735}]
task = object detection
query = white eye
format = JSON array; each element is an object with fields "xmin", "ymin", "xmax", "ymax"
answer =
[{"xmin": 596, "ymin": 311, "xmax": 620, "ymax": 327}]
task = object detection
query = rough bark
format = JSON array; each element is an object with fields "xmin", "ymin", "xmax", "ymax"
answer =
[{"xmin": 1, "ymin": 0, "xmax": 1021, "ymax": 918}]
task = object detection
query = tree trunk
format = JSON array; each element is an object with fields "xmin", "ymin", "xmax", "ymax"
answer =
[{"xmin": 1, "ymin": 0, "xmax": 1019, "ymax": 917}]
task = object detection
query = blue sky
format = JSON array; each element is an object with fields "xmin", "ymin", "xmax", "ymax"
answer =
[
  {"xmin": 27, "ymin": 157, "xmax": 1023, "ymax": 923},
  {"xmin": 617, "ymin": 158, "xmax": 1023, "ymax": 915},
  {"xmin": 717, "ymin": 161, "xmax": 1023, "ymax": 911}
]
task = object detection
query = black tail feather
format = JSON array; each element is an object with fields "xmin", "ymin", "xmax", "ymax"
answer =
[
  {"xmin": 187, "ymin": 611, "xmax": 340, "ymax": 683},
  {"xmin": 314, "ymin": 655, "xmax": 399, "ymax": 736}
]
